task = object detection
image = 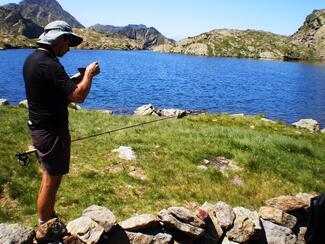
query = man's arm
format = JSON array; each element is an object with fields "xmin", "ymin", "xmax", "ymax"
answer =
[{"xmin": 68, "ymin": 62, "xmax": 100, "ymax": 103}]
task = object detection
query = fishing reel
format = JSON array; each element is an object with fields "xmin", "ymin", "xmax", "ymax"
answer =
[{"xmin": 15, "ymin": 146, "xmax": 37, "ymax": 166}]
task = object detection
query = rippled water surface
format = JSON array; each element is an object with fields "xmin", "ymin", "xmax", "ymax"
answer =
[{"xmin": 1, "ymin": 49, "xmax": 325, "ymax": 126}]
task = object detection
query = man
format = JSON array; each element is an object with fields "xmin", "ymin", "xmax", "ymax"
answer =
[{"xmin": 23, "ymin": 20, "xmax": 100, "ymax": 225}]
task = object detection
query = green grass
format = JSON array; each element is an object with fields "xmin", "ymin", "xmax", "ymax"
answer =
[{"xmin": 0, "ymin": 106, "xmax": 324, "ymax": 225}]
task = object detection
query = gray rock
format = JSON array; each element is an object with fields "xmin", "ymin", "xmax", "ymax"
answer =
[
  {"xmin": 18, "ymin": 99, "xmax": 28, "ymax": 109},
  {"xmin": 295, "ymin": 192, "xmax": 314, "ymax": 208},
  {"xmin": 296, "ymin": 227, "xmax": 307, "ymax": 244},
  {"xmin": 167, "ymin": 206, "xmax": 205, "ymax": 227},
  {"xmin": 35, "ymin": 218, "xmax": 67, "ymax": 242},
  {"xmin": 119, "ymin": 214, "xmax": 160, "ymax": 231},
  {"xmin": 261, "ymin": 117, "xmax": 276, "ymax": 123},
  {"xmin": 226, "ymin": 207, "xmax": 257, "ymax": 243},
  {"xmin": 321, "ymin": 128, "xmax": 325, "ymax": 133},
  {"xmin": 82, "ymin": 205, "xmax": 116, "ymax": 232},
  {"xmin": 197, "ymin": 207, "xmax": 223, "ymax": 243},
  {"xmin": 0, "ymin": 223, "xmax": 35, "ymax": 244},
  {"xmin": 233, "ymin": 207, "xmax": 261, "ymax": 231},
  {"xmin": 66, "ymin": 216, "xmax": 105, "ymax": 244},
  {"xmin": 68, "ymin": 102, "xmax": 81, "ymax": 110},
  {"xmin": 265, "ymin": 195, "xmax": 308, "ymax": 212},
  {"xmin": 158, "ymin": 209, "xmax": 205, "ymax": 238},
  {"xmin": 128, "ymin": 166, "xmax": 147, "ymax": 181},
  {"xmin": 159, "ymin": 109, "xmax": 186, "ymax": 118},
  {"xmin": 112, "ymin": 146, "xmax": 137, "ymax": 160},
  {"xmin": 292, "ymin": 119, "xmax": 320, "ymax": 132},
  {"xmin": 0, "ymin": 98, "xmax": 9, "ymax": 106},
  {"xmin": 201, "ymin": 201, "xmax": 235, "ymax": 232},
  {"xmin": 134, "ymin": 104, "xmax": 156, "ymax": 116},
  {"xmin": 203, "ymin": 157, "xmax": 242, "ymax": 175},
  {"xmin": 261, "ymin": 219, "xmax": 296, "ymax": 244},
  {"xmin": 126, "ymin": 232, "xmax": 173, "ymax": 244},
  {"xmin": 259, "ymin": 206, "xmax": 297, "ymax": 229}
]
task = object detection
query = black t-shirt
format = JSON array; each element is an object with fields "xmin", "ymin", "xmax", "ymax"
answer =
[{"xmin": 23, "ymin": 49, "xmax": 77, "ymax": 129}]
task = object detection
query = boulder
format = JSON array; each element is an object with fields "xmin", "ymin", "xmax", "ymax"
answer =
[
  {"xmin": 35, "ymin": 218, "xmax": 67, "ymax": 242},
  {"xmin": 167, "ymin": 206, "xmax": 205, "ymax": 228},
  {"xmin": 119, "ymin": 214, "xmax": 160, "ymax": 231},
  {"xmin": 265, "ymin": 195, "xmax": 308, "ymax": 212},
  {"xmin": 158, "ymin": 209, "xmax": 205, "ymax": 238},
  {"xmin": 0, "ymin": 98, "xmax": 9, "ymax": 106},
  {"xmin": 126, "ymin": 232, "xmax": 173, "ymax": 244},
  {"xmin": 226, "ymin": 207, "xmax": 259, "ymax": 243},
  {"xmin": 128, "ymin": 166, "xmax": 147, "ymax": 181},
  {"xmin": 19, "ymin": 99, "xmax": 28, "ymax": 108},
  {"xmin": 197, "ymin": 207, "xmax": 223, "ymax": 243},
  {"xmin": 134, "ymin": 104, "xmax": 156, "ymax": 116},
  {"xmin": 201, "ymin": 157, "xmax": 242, "ymax": 175},
  {"xmin": 292, "ymin": 119, "xmax": 320, "ymax": 132},
  {"xmin": 0, "ymin": 223, "xmax": 35, "ymax": 244},
  {"xmin": 261, "ymin": 219, "xmax": 296, "ymax": 244},
  {"xmin": 258, "ymin": 206, "xmax": 297, "ymax": 229},
  {"xmin": 112, "ymin": 146, "xmax": 137, "ymax": 160},
  {"xmin": 82, "ymin": 205, "xmax": 116, "ymax": 232},
  {"xmin": 158, "ymin": 109, "xmax": 186, "ymax": 118},
  {"xmin": 66, "ymin": 216, "xmax": 105, "ymax": 244},
  {"xmin": 295, "ymin": 192, "xmax": 315, "ymax": 208},
  {"xmin": 201, "ymin": 201, "xmax": 235, "ymax": 231}
]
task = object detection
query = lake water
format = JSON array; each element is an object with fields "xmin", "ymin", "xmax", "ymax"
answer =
[{"xmin": 1, "ymin": 49, "xmax": 325, "ymax": 126}]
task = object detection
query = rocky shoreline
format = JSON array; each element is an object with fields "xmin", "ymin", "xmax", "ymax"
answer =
[
  {"xmin": 1, "ymin": 99, "xmax": 324, "ymax": 133},
  {"xmin": 0, "ymin": 192, "xmax": 319, "ymax": 243}
]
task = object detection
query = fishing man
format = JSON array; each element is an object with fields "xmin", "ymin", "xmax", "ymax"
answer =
[{"xmin": 23, "ymin": 20, "xmax": 100, "ymax": 225}]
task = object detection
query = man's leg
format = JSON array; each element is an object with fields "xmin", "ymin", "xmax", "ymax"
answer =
[{"xmin": 38, "ymin": 166, "xmax": 62, "ymax": 223}]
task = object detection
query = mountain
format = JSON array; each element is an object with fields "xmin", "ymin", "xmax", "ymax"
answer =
[
  {"xmin": 73, "ymin": 28, "xmax": 143, "ymax": 50},
  {"xmin": 90, "ymin": 24, "xmax": 174, "ymax": 49},
  {"xmin": 153, "ymin": 29, "xmax": 312, "ymax": 61},
  {"xmin": 18, "ymin": 0, "xmax": 84, "ymax": 28},
  {"xmin": 0, "ymin": 4, "xmax": 43, "ymax": 38},
  {"xmin": 291, "ymin": 9, "xmax": 325, "ymax": 60}
]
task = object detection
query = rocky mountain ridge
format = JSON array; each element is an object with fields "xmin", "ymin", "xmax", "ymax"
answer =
[
  {"xmin": 90, "ymin": 24, "xmax": 174, "ymax": 49},
  {"xmin": 18, "ymin": 0, "xmax": 84, "ymax": 28},
  {"xmin": 291, "ymin": 9, "xmax": 325, "ymax": 60},
  {"xmin": 153, "ymin": 9, "xmax": 325, "ymax": 61}
]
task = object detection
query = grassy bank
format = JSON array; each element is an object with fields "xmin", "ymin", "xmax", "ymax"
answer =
[{"xmin": 0, "ymin": 106, "xmax": 324, "ymax": 225}]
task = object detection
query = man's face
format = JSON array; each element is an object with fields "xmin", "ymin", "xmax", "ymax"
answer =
[{"xmin": 53, "ymin": 35, "xmax": 70, "ymax": 57}]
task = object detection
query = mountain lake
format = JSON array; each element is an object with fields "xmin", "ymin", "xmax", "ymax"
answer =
[{"xmin": 1, "ymin": 49, "xmax": 325, "ymax": 126}]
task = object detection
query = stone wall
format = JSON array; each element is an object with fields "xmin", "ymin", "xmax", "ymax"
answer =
[{"xmin": 0, "ymin": 193, "xmax": 317, "ymax": 244}]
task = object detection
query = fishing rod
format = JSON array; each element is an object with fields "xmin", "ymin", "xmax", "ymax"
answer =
[{"xmin": 15, "ymin": 113, "xmax": 191, "ymax": 166}]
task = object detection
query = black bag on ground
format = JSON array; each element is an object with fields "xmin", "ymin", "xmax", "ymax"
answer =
[{"xmin": 305, "ymin": 192, "xmax": 325, "ymax": 244}]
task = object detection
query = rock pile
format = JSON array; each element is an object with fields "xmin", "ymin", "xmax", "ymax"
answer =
[
  {"xmin": 0, "ymin": 193, "xmax": 316, "ymax": 244},
  {"xmin": 133, "ymin": 104, "xmax": 202, "ymax": 118}
]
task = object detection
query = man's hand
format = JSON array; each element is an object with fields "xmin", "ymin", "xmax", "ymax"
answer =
[
  {"xmin": 86, "ymin": 62, "xmax": 100, "ymax": 77},
  {"xmin": 68, "ymin": 62, "xmax": 100, "ymax": 103}
]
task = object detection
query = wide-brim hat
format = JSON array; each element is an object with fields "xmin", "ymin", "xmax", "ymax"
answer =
[{"xmin": 37, "ymin": 20, "xmax": 83, "ymax": 47}]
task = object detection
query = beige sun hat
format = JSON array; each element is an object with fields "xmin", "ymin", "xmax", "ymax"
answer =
[{"xmin": 37, "ymin": 20, "xmax": 83, "ymax": 47}]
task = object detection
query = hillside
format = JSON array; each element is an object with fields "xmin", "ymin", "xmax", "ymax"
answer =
[
  {"xmin": 74, "ymin": 28, "xmax": 143, "ymax": 50},
  {"xmin": 153, "ymin": 29, "xmax": 313, "ymax": 61},
  {"xmin": 0, "ymin": 106, "xmax": 324, "ymax": 225},
  {"xmin": 291, "ymin": 9, "xmax": 325, "ymax": 60},
  {"xmin": 90, "ymin": 24, "xmax": 174, "ymax": 49},
  {"xmin": 0, "ymin": 4, "xmax": 43, "ymax": 38}
]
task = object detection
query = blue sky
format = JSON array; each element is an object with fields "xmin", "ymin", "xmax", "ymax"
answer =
[{"xmin": 1, "ymin": 0, "xmax": 324, "ymax": 40}]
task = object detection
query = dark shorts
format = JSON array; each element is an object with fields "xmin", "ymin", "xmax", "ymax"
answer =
[{"xmin": 29, "ymin": 126, "xmax": 71, "ymax": 176}]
